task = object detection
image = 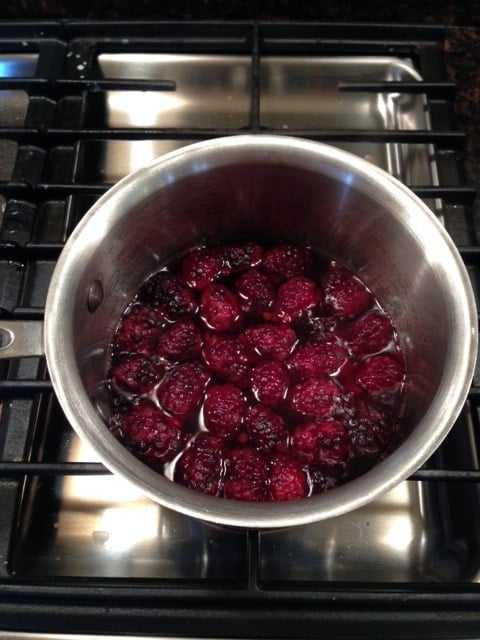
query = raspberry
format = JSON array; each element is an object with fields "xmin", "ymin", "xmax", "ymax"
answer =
[
  {"xmin": 273, "ymin": 276, "xmax": 319, "ymax": 324},
  {"xmin": 139, "ymin": 272, "xmax": 198, "ymax": 320},
  {"xmin": 174, "ymin": 433, "xmax": 224, "ymax": 495},
  {"xmin": 235, "ymin": 268, "xmax": 275, "ymax": 315},
  {"xmin": 269, "ymin": 453, "xmax": 309, "ymax": 501},
  {"xmin": 334, "ymin": 358, "xmax": 364, "ymax": 395},
  {"xmin": 355, "ymin": 354, "xmax": 405, "ymax": 395},
  {"xmin": 287, "ymin": 339, "xmax": 347, "ymax": 380},
  {"xmin": 203, "ymin": 383, "xmax": 247, "ymax": 439},
  {"xmin": 323, "ymin": 261, "xmax": 372, "ymax": 318},
  {"xmin": 200, "ymin": 283, "xmax": 242, "ymax": 332},
  {"xmin": 202, "ymin": 333, "xmax": 250, "ymax": 384},
  {"xmin": 110, "ymin": 354, "xmax": 161, "ymax": 395},
  {"xmin": 249, "ymin": 360, "xmax": 290, "ymax": 407},
  {"xmin": 181, "ymin": 247, "xmax": 224, "ymax": 290},
  {"xmin": 156, "ymin": 319, "xmax": 204, "ymax": 362},
  {"xmin": 157, "ymin": 361, "xmax": 210, "ymax": 418},
  {"xmin": 114, "ymin": 303, "xmax": 165, "ymax": 356},
  {"xmin": 309, "ymin": 468, "xmax": 341, "ymax": 493},
  {"xmin": 347, "ymin": 311, "xmax": 394, "ymax": 356},
  {"xmin": 347, "ymin": 398, "xmax": 392, "ymax": 457},
  {"xmin": 224, "ymin": 447, "xmax": 269, "ymax": 501},
  {"xmin": 244, "ymin": 403, "xmax": 289, "ymax": 453},
  {"xmin": 289, "ymin": 376, "xmax": 341, "ymax": 418},
  {"xmin": 116, "ymin": 401, "xmax": 183, "ymax": 464},
  {"xmin": 241, "ymin": 323, "xmax": 297, "ymax": 360},
  {"xmin": 262, "ymin": 243, "xmax": 312, "ymax": 282},
  {"xmin": 291, "ymin": 420, "xmax": 349, "ymax": 467},
  {"xmin": 221, "ymin": 241, "xmax": 263, "ymax": 274}
]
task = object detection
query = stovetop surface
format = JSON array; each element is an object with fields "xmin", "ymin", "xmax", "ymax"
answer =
[{"xmin": 0, "ymin": 20, "xmax": 479, "ymax": 638}]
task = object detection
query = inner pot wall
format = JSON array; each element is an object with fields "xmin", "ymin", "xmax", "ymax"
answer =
[{"xmin": 72, "ymin": 160, "xmax": 448, "ymax": 428}]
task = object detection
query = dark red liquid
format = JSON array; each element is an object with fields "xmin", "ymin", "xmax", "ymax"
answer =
[{"xmin": 107, "ymin": 241, "xmax": 407, "ymax": 502}]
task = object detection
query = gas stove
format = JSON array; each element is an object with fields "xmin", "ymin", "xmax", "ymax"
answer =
[{"xmin": 0, "ymin": 21, "xmax": 479, "ymax": 638}]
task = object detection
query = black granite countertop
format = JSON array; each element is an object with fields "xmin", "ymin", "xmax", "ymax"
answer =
[
  {"xmin": 0, "ymin": 0, "xmax": 477, "ymax": 24},
  {"xmin": 445, "ymin": 27, "xmax": 480, "ymax": 187}
]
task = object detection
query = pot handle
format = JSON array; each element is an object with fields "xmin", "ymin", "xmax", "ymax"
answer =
[{"xmin": 0, "ymin": 320, "xmax": 45, "ymax": 359}]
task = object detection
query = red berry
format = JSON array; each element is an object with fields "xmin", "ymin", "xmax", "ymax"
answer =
[
  {"xmin": 117, "ymin": 401, "xmax": 183, "ymax": 464},
  {"xmin": 114, "ymin": 303, "xmax": 165, "ymax": 356},
  {"xmin": 334, "ymin": 357, "xmax": 364, "ymax": 396},
  {"xmin": 269, "ymin": 453, "xmax": 309, "ymax": 501},
  {"xmin": 156, "ymin": 319, "xmax": 204, "ymax": 362},
  {"xmin": 203, "ymin": 383, "xmax": 247, "ymax": 439},
  {"xmin": 323, "ymin": 261, "xmax": 372, "ymax": 318},
  {"xmin": 287, "ymin": 339, "xmax": 347, "ymax": 380},
  {"xmin": 139, "ymin": 272, "xmax": 198, "ymax": 320},
  {"xmin": 221, "ymin": 241, "xmax": 263, "ymax": 274},
  {"xmin": 174, "ymin": 433, "xmax": 224, "ymax": 495},
  {"xmin": 249, "ymin": 360, "xmax": 290, "ymax": 407},
  {"xmin": 200, "ymin": 283, "xmax": 242, "ymax": 331},
  {"xmin": 289, "ymin": 376, "xmax": 341, "ymax": 418},
  {"xmin": 242, "ymin": 323, "xmax": 297, "ymax": 360},
  {"xmin": 347, "ymin": 398, "xmax": 392, "ymax": 457},
  {"xmin": 111, "ymin": 354, "xmax": 161, "ymax": 395},
  {"xmin": 181, "ymin": 247, "xmax": 224, "ymax": 290},
  {"xmin": 157, "ymin": 361, "xmax": 210, "ymax": 418},
  {"xmin": 235, "ymin": 268, "xmax": 275, "ymax": 315},
  {"xmin": 355, "ymin": 354, "xmax": 404, "ymax": 395},
  {"xmin": 244, "ymin": 403, "xmax": 289, "ymax": 453},
  {"xmin": 273, "ymin": 276, "xmax": 319, "ymax": 324},
  {"xmin": 224, "ymin": 447, "xmax": 269, "ymax": 501},
  {"xmin": 202, "ymin": 333, "xmax": 250, "ymax": 384},
  {"xmin": 309, "ymin": 468, "xmax": 341, "ymax": 493},
  {"xmin": 291, "ymin": 420, "xmax": 349, "ymax": 467},
  {"xmin": 262, "ymin": 243, "xmax": 312, "ymax": 282},
  {"xmin": 347, "ymin": 311, "xmax": 394, "ymax": 356}
]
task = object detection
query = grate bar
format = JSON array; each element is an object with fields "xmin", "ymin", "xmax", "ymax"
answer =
[
  {"xmin": 0, "ymin": 460, "xmax": 479, "ymax": 482},
  {"xmin": 409, "ymin": 469, "xmax": 480, "ymax": 481},
  {"xmin": 5, "ymin": 308, "xmax": 45, "ymax": 320},
  {"xmin": 458, "ymin": 247, "xmax": 480, "ymax": 264},
  {"xmin": 0, "ymin": 380, "xmax": 52, "ymax": 396},
  {"xmin": 0, "ymin": 129, "xmax": 467, "ymax": 146},
  {"xmin": 410, "ymin": 186, "xmax": 476, "ymax": 204},
  {"xmin": 0, "ymin": 462, "xmax": 108, "ymax": 475},
  {"xmin": 57, "ymin": 78, "xmax": 177, "ymax": 91},
  {"xmin": 0, "ymin": 242, "xmax": 64, "ymax": 260},
  {"xmin": 0, "ymin": 185, "xmax": 473, "ymax": 203},
  {"xmin": 0, "ymin": 78, "xmax": 172, "ymax": 92}
]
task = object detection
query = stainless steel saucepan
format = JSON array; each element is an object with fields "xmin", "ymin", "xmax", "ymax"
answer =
[{"xmin": 0, "ymin": 135, "xmax": 477, "ymax": 528}]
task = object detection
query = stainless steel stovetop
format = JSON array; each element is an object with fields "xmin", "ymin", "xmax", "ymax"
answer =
[{"xmin": 0, "ymin": 21, "xmax": 479, "ymax": 638}]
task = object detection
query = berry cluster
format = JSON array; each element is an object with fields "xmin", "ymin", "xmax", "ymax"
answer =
[{"xmin": 108, "ymin": 241, "xmax": 406, "ymax": 502}]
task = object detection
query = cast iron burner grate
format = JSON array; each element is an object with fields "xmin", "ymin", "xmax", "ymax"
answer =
[{"xmin": 0, "ymin": 20, "xmax": 479, "ymax": 639}]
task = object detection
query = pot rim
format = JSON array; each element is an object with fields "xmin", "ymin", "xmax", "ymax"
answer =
[{"xmin": 44, "ymin": 134, "xmax": 478, "ymax": 528}]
